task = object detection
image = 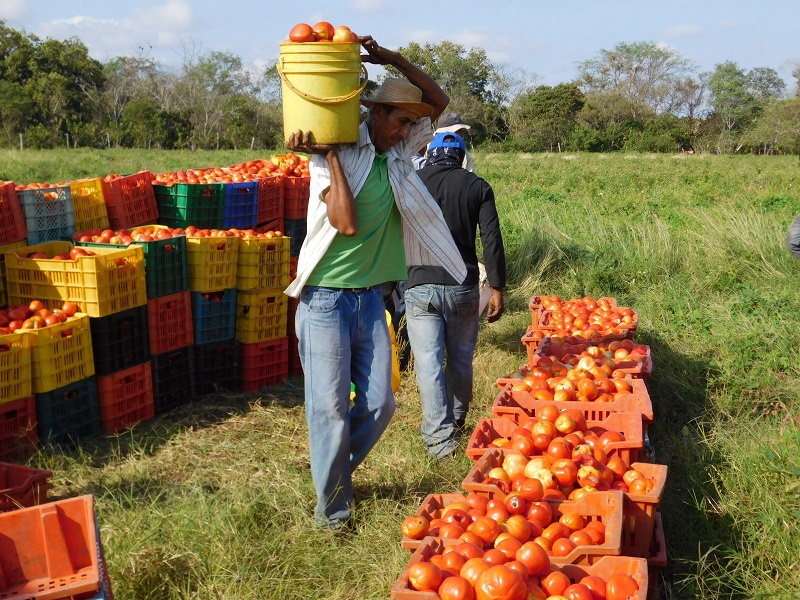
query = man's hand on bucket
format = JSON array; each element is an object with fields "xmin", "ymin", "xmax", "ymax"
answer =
[
  {"xmin": 359, "ymin": 36, "xmax": 397, "ymax": 66},
  {"xmin": 285, "ymin": 130, "xmax": 335, "ymax": 156}
]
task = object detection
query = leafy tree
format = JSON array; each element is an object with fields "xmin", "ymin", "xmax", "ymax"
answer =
[
  {"xmin": 101, "ymin": 56, "xmax": 158, "ymax": 146},
  {"xmin": 706, "ymin": 61, "xmax": 760, "ymax": 152},
  {"xmin": 386, "ymin": 41, "xmax": 509, "ymax": 143},
  {"xmin": 571, "ymin": 91, "xmax": 643, "ymax": 151},
  {"xmin": 742, "ymin": 97, "xmax": 800, "ymax": 154},
  {"xmin": 0, "ymin": 80, "xmax": 32, "ymax": 147},
  {"xmin": 747, "ymin": 67, "xmax": 786, "ymax": 102},
  {"xmin": 508, "ymin": 84, "xmax": 584, "ymax": 151},
  {"xmin": 576, "ymin": 41, "xmax": 698, "ymax": 119}
]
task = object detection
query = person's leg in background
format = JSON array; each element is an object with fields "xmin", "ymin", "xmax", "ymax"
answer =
[
  {"xmin": 404, "ymin": 284, "xmax": 459, "ymax": 458},
  {"xmin": 442, "ymin": 284, "xmax": 480, "ymax": 435}
]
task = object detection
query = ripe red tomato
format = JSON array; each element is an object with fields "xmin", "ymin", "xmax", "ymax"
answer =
[
  {"xmin": 474, "ymin": 564, "xmax": 528, "ymax": 600},
  {"xmin": 606, "ymin": 573, "xmax": 639, "ymax": 600},
  {"xmin": 439, "ymin": 575, "xmax": 475, "ymax": 600},
  {"xmin": 288, "ymin": 23, "xmax": 315, "ymax": 42},
  {"xmin": 407, "ymin": 561, "xmax": 443, "ymax": 592},
  {"xmin": 400, "ymin": 515, "xmax": 429, "ymax": 540},
  {"xmin": 578, "ymin": 575, "xmax": 607, "ymax": 600},
  {"xmin": 514, "ymin": 540, "xmax": 549, "ymax": 575},
  {"xmin": 62, "ymin": 302, "xmax": 79, "ymax": 317}
]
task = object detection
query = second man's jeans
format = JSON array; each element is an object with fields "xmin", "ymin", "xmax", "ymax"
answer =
[{"xmin": 404, "ymin": 283, "xmax": 479, "ymax": 458}]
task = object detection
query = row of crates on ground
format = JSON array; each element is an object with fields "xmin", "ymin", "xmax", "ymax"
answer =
[
  {"xmin": 0, "ymin": 469, "xmax": 113, "ymax": 600},
  {"xmin": 0, "ymin": 163, "xmax": 310, "ymax": 249},
  {"xmin": 392, "ymin": 296, "xmax": 667, "ymax": 600}
]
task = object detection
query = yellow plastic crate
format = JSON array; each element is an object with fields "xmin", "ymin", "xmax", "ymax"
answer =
[
  {"xmin": 70, "ymin": 178, "xmax": 109, "ymax": 232},
  {"xmin": 235, "ymin": 288, "xmax": 288, "ymax": 343},
  {"xmin": 5, "ymin": 241, "xmax": 146, "ymax": 317},
  {"xmin": 186, "ymin": 235, "xmax": 238, "ymax": 292},
  {"xmin": 0, "ymin": 330, "xmax": 32, "ymax": 404},
  {"xmin": 236, "ymin": 236, "xmax": 291, "ymax": 291},
  {"xmin": 1, "ymin": 241, "xmax": 27, "ymax": 307},
  {"xmin": 23, "ymin": 313, "xmax": 95, "ymax": 393}
]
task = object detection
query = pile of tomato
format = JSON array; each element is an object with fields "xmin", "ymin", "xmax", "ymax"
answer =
[
  {"xmin": 14, "ymin": 247, "xmax": 97, "ymax": 261},
  {"xmin": 394, "ymin": 295, "xmax": 659, "ymax": 600},
  {"xmin": 0, "ymin": 299, "xmax": 79, "ymax": 334},
  {"xmin": 287, "ymin": 21, "xmax": 358, "ymax": 43},
  {"xmin": 71, "ymin": 225, "xmax": 284, "ymax": 245}
]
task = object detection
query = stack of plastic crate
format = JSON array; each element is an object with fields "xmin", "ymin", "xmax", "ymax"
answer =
[
  {"xmin": 234, "ymin": 235, "xmax": 290, "ymax": 391},
  {"xmin": 0, "ymin": 331, "xmax": 36, "ymax": 462}
]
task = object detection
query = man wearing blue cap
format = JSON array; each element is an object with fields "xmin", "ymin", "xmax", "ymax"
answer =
[{"xmin": 405, "ymin": 131, "xmax": 506, "ymax": 458}]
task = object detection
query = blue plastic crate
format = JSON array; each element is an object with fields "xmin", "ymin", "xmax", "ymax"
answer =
[
  {"xmin": 191, "ymin": 289, "xmax": 237, "ymax": 344},
  {"xmin": 18, "ymin": 186, "xmax": 76, "ymax": 244},
  {"xmin": 223, "ymin": 181, "xmax": 259, "ymax": 229}
]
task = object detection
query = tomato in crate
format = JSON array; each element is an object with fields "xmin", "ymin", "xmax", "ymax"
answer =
[
  {"xmin": 24, "ymin": 313, "xmax": 95, "ymax": 394},
  {"xmin": 191, "ymin": 289, "xmax": 237, "ymax": 344},
  {"xmin": 186, "ymin": 234, "xmax": 238, "ymax": 292},
  {"xmin": 147, "ymin": 291, "xmax": 194, "ymax": 355},
  {"xmin": 70, "ymin": 178, "xmax": 109, "ymax": 233},
  {"xmin": 89, "ymin": 304, "xmax": 151, "ymax": 376},
  {"xmin": 239, "ymin": 337, "xmax": 289, "ymax": 391},
  {"xmin": 35, "ymin": 376, "xmax": 101, "ymax": 447}
]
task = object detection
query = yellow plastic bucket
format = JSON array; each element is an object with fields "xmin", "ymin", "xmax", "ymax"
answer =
[{"xmin": 278, "ymin": 42, "xmax": 368, "ymax": 144}]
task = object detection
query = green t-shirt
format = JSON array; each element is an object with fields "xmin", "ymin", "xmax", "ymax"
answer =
[{"xmin": 307, "ymin": 153, "xmax": 407, "ymax": 288}]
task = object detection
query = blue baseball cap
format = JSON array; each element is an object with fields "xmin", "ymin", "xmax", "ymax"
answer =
[{"xmin": 428, "ymin": 132, "xmax": 466, "ymax": 153}]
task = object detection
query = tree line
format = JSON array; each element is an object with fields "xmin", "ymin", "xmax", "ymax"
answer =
[{"xmin": 1, "ymin": 21, "xmax": 798, "ymax": 154}]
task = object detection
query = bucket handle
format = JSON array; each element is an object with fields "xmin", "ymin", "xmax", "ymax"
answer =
[{"xmin": 278, "ymin": 59, "xmax": 369, "ymax": 104}]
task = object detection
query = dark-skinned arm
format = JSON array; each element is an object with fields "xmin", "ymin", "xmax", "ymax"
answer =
[
  {"xmin": 285, "ymin": 129, "xmax": 357, "ymax": 236},
  {"xmin": 359, "ymin": 36, "xmax": 449, "ymax": 121}
]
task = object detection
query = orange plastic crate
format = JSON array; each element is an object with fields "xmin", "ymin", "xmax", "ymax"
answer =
[
  {"xmin": 622, "ymin": 461, "xmax": 668, "ymax": 558},
  {"xmin": 5, "ymin": 240, "xmax": 147, "ymax": 317},
  {"xmin": 185, "ymin": 235, "xmax": 238, "ymax": 292},
  {"xmin": 391, "ymin": 538, "xmax": 648, "ymax": 600},
  {"xmin": 465, "ymin": 412, "xmax": 643, "ymax": 464},
  {"xmin": 0, "ymin": 330, "xmax": 32, "ymax": 405},
  {"xmin": 0, "ymin": 182, "xmax": 27, "ymax": 245},
  {"xmin": 23, "ymin": 313, "xmax": 95, "ymax": 394},
  {"xmin": 534, "ymin": 338, "xmax": 653, "ymax": 380},
  {"xmin": 256, "ymin": 175, "xmax": 284, "ymax": 225},
  {"xmin": 96, "ymin": 361, "xmax": 155, "ymax": 434},
  {"xmin": 491, "ymin": 381, "xmax": 654, "ymax": 425},
  {"xmin": 283, "ymin": 175, "xmax": 310, "ymax": 220},
  {"xmin": 0, "ymin": 494, "xmax": 102, "ymax": 600},
  {"xmin": 147, "ymin": 291, "xmax": 194, "ymax": 355},
  {"xmin": 0, "ymin": 462, "xmax": 53, "ymax": 513}
]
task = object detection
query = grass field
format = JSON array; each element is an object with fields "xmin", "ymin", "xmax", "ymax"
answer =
[{"xmin": 8, "ymin": 148, "xmax": 800, "ymax": 599}]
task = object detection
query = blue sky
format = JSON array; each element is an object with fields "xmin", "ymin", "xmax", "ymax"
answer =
[{"xmin": 1, "ymin": 0, "xmax": 797, "ymax": 93}]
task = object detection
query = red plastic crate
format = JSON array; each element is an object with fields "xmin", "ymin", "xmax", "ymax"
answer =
[
  {"xmin": 257, "ymin": 175, "xmax": 284, "ymax": 225},
  {"xmin": 0, "ymin": 396, "xmax": 38, "ymax": 463},
  {"xmin": 96, "ymin": 361, "xmax": 155, "ymax": 434},
  {"xmin": 491, "ymin": 381, "xmax": 654, "ymax": 425},
  {"xmin": 287, "ymin": 333, "xmax": 302, "ymax": 377},
  {"xmin": 0, "ymin": 494, "xmax": 102, "ymax": 600},
  {"xmin": 254, "ymin": 218, "xmax": 284, "ymax": 234},
  {"xmin": 101, "ymin": 171, "xmax": 159, "ymax": 230},
  {"xmin": 283, "ymin": 175, "xmax": 310, "ymax": 220},
  {"xmin": 0, "ymin": 182, "xmax": 27, "ymax": 245},
  {"xmin": 147, "ymin": 291, "xmax": 194, "ymax": 355},
  {"xmin": 0, "ymin": 462, "xmax": 53, "ymax": 513},
  {"xmin": 239, "ymin": 337, "xmax": 289, "ymax": 391}
]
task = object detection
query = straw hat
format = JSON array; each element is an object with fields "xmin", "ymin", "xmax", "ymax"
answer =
[{"xmin": 361, "ymin": 78, "xmax": 433, "ymax": 117}]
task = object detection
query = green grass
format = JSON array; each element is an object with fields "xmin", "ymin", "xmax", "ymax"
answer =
[{"xmin": 14, "ymin": 150, "xmax": 800, "ymax": 599}]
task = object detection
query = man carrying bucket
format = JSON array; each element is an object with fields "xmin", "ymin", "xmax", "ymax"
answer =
[{"xmin": 284, "ymin": 35, "xmax": 466, "ymax": 530}]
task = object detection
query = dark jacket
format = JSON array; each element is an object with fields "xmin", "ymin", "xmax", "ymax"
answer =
[{"xmin": 408, "ymin": 163, "xmax": 506, "ymax": 290}]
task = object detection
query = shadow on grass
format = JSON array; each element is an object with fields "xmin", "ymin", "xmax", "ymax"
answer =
[{"xmin": 634, "ymin": 329, "xmax": 739, "ymax": 599}]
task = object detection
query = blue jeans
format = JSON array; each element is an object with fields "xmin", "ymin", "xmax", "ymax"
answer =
[
  {"xmin": 296, "ymin": 286, "xmax": 396, "ymax": 527},
  {"xmin": 404, "ymin": 284, "xmax": 480, "ymax": 457}
]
